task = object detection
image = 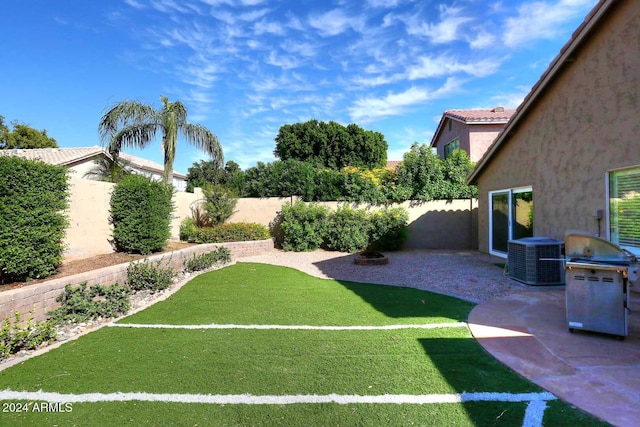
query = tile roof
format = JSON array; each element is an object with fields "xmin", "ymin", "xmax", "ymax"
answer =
[
  {"xmin": 0, "ymin": 146, "xmax": 186, "ymax": 178},
  {"xmin": 386, "ymin": 160, "xmax": 402, "ymax": 169},
  {"xmin": 0, "ymin": 146, "xmax": 103, "ymax": 165},
  {"xmin": 445, "ymin": 107, "xmax": 516, "ymax": 124}
]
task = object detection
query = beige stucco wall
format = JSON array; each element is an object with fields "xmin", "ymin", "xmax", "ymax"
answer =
[
  {"xmin": 475, "ymin": 1, "xmax": 640, "ymax": 253},
  {"xmin": 232, "ymin": 198, "xmax": 477, "ymax": 250},
  {"xmin": 434, "ymin": 119, "xmax": 503, "ymax": 162},
  {"xmin": 468, "ymin": 125, "xmax": 505, "ymax": 162},
  {"xmin": 63, "ymin": 178, "xmax": 116, "ymax": 260},
  {"xmin": 63, "ymin": 178, "xmax": 202, "ymax": 260},
  {"xmin": 63, "ymin": 182, "xmax": 477, "ymax": 260},
  {"xmin": 434, "ymin": 118, "xmax": 470, "ymax": 159}
]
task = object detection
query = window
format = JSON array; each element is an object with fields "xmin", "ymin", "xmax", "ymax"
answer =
[
  {"xmin": 609, "ymin": 167, "xmax": 640, "ymax": 253},
  {"xmin": 444, "ymin": 138, "xmax": 460, "ymax": 159},
  {"xmin": 489, "ymin": 187, "xmax": 533, "ymax": 257}
]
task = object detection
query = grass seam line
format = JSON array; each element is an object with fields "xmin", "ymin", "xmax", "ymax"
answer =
[
  {"xmin": 109, "ymin": 322, "xmax": 469, "ymax": 330},
  {"xmin": 0, "ymin": 389, "xmax": 557, "ymax": 404}
]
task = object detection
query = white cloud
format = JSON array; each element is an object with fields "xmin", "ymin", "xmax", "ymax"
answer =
[
  {"xmin": 280, "ymin": 39, "xmax": 317, "ymax": 57},
  {"xmin": 490, "ymin": 86, "xmax": 531, "ymax": 109},
  {"xmin": 253, "ymin": 19, "xmax": 285, "ymax": 35},
  {"xmin": 266, "ymin": 51, "xmax": 303, "ymax": 69},
  {"xmin": 124, "ymin": 0, "xmax": 145, "ymax": 9},
  {"xmin": 503, "ymin": 0, "xmax": 597, "ymax": 47},
  {"xmin": 348, "ymin": 78, "xmax": 461, "ymax": 122},
  {"xmin": 408, "ymin": 55, "xmax": 503, "ymax": 79},
  {"xmin": 308, "ymin": 8, "xmax": 365, "ymax": 37},
  {"xmin": 405, "ymin": 5, "xmax": 473, "ymax": 44},
  {"xmin": 366, "ymin": 0, "xmax": 402, "ymax": 8},
  {"xmin": 469, "ymin": 30, "xmax": 496, "ymax": 49}
]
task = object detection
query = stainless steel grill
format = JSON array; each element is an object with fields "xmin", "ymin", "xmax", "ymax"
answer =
[{"xmin": 565, "ymin": 231, "xmax": 638, "ymax": 339}]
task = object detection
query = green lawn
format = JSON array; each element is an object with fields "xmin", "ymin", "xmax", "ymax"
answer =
[{"xmin": 0, "ymin": 263, "xmax": 606, "ymax": 426}]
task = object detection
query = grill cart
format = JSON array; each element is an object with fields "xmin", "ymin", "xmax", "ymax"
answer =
[{"xmin": 564, "ymin": 232, "xmax": 639, "ymax": 339}]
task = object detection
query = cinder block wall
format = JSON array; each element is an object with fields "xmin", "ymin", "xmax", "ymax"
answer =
[{"xmin": 0, "ymin": 240, "xmax": 274, "ymax": 323}]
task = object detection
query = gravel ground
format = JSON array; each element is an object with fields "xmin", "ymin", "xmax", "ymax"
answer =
[{"xmin": 241, "ymin": 248, "xmax": 526, "ymax": 303}]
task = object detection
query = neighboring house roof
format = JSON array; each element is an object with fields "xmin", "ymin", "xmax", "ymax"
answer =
[
  {"xmin": 386, "ymin": 160, "xmax": 402, "ymax": 169},
  {"xmin": 0, "ymin": 146, "xmax": 187, "ymax": 179},
  {"xmin": 430, "ymin": 107, "xmax": 516, "ymax": 148},
  {"xmin": 467, "ymin": 0, "xmax": 614, "ymax": 184}
]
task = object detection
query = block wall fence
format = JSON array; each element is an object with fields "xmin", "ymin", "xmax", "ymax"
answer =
[
  {"xmin": 2, "ymin": 177, "xmax": 478, "ymax": 322},
  {"xmin": 63, "ymin": 177, "xmax": 478, "ymax": 261}
]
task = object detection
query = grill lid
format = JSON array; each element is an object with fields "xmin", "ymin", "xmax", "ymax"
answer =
[{"xmin": 564, "ymin": 231, "xmax": 637, "ymax": 264}]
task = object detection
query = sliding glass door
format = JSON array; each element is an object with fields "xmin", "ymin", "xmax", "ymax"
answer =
[{"xmin": 489, "ymin": 187, "xmax": 533, "ymax": 256}]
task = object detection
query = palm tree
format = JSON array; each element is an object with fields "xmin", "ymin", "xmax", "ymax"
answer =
[
  {"xmin": 83, "ymin": 154, "xmax": 132, "ymax": 183},
  {"xmin": 98, "ymin": 96, "xmax": 223, "ymax": 185}
]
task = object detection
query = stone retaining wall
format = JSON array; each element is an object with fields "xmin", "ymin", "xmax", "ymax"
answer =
[{"xmin": 0, "ymin": 239, "xmax": 275, "ymax": 323}]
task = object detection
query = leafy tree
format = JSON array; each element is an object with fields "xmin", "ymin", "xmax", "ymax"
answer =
[
  {"xmin": 395, "ymin": 143, "xmax": 447, "ymax": 201},
  {"xmin": 98, "ymin": 96, "xmax": 223, "ymax": 185},
  {"xmin": 274, "ymin": 119, "xmax": 387, "ymax": 170},
  {"xmin": 83, "ymin": 155, "xmax": 132, "ymax": 183},
  {"xmin": 442, "ymin": 149, "xmax": 478, "ymax": 199},
  {"xmin": 0, "ymin": 115, "xmax": 57, "ymax": 149},
  {"xmin": 186, "ymin": 160, "xmax": 243, "ymax": 192}
]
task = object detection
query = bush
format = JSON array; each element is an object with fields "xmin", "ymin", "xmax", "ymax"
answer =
[
  {"xmin": 201, "ymin": 184, "xmax": 238, "ymax": 225},
  {"xmin": 110, "ymin": 174, "xmax": 174, "ymax": 255},
  {"xmin": 183, "ymin": 247, "xmax": 232, "ymax": 272},
  {"xmin": 277, "ymin": 203, "xmax": 409, "ymax": 253},
  {"xmin": 126, "ymin": 258, "xmax": 176, "ymax": 293},
  {"xmin": 0, "ymin": 312, "xmax": 57, "ymax": 359},
  {"xmin": 368, "ymin": 207, "xmax": 409, "ymax": 251},
  {"xmin": 180, "ymin": 221, "xmax": 270, "ymax": 244},
  {"xmin": 0, "ymin": 157, "xmax": 69, "ymax": 281},
  {"xmin": 48, "ymin": 282, "xmax": 132, "ymax": 325},
  {"xmin": 280, "ymin": 201, "xmax": 330, "ymax": 251},
  {"xmin": 323, "ymin": 205, "xmax": 371, "ymax": 252}
]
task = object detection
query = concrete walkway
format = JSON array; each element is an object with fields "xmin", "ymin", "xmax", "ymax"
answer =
[{"xmin": 468, "ymin": 287, "xmax": 640, "ymax": 427}]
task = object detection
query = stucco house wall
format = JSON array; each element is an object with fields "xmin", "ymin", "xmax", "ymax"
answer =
[
  {"xmin": 472, "ymin": 0, "xmax": 640, "ymax": 254},
  {"xmin": 433, "ymin": 118, "xmax": 470, "ymax": 159},
  {"xmin": 431, "ymin": 111, "xmax": 513, "ymax": 163},
  {"xmin": 468, "ymin": 125, "xmax": 507, "ymax": 162}
]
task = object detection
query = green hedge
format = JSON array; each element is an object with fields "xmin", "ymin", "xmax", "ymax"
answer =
[
  {"xmin": 324, "ymin": 205, "xmax": 371, "ymax": 253},
  {"xmin": 180, "ymin": 220, "xmax": 270, "ymax": 244},
  {"xmin": 278, "ymin": 202, "xmax": 409, "ymax": 253},
  {"xmin": 110, "ymin": 174, "xmax": 174, "ymax": 255},
  {"xmin": 279, "ymin": 201, "xmax": 330, "ymax": 251},
  {"xmin": 0, "ymin": 157, "xmax": 69, "ymax": 281}
]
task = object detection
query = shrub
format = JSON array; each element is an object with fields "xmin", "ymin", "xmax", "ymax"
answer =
[
  {"xmin": 0, "ymin": 312, "xmax": 57, "ymax": 359},
  {"xmin": 126, "ymin": 258, "xmax": 176, "ymax": 293},
  {"xmin": 277, "ymin": 203, "xmax": 409, "ymax": 253},
  {"xmin": 110, "ymin": 174, "xmax": 174, "ymax": 255},
  {"xmin": 201, "ymin": 183, "xmax": 238, "ymax": 225},
  {"xmin": 183, "ymin": 247, "xmax": 232, "ymax": 272},
  {"xmin": 189, "ymin": 203, "xmax": 212, "ymax": 228},
  {"xmin": 0, "ymin": 157, "xmax": 69, "ymax": 282},
  {"xmin": 368, "ymin": 207, "xmax": 409, "ymax": 251},
  {"xmin": 280, "ymin": 201, "xmax": 330, "ymax": 251},
  {"xmin": 183, "ymin": 223, "xmax": 270, "ymax": 244},
  {"xmin": 323, "ymin": 205, "xmax": 371, "ymax": 252},
  {"xmin": 47, "ymin": 282, "xmax": 131, "ymax": 325},
  {"xmin": 180, "ymin": 218, "xmax": 197, "ymax": 242}
]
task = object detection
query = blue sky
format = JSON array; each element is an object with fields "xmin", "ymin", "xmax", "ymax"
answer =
[{"xmin": 1, "ymin": 0, "xmax": 598, "ymax": 174}]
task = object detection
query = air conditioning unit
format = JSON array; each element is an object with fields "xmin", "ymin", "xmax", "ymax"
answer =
[{"xmin": 507, "ymin": 237, "xmax": 565, "ymax": 285}]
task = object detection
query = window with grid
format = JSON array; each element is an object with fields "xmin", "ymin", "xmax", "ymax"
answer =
[
  {"xmin": 610, "ymin": 167, "xmax": 640, "ymax": 251},
  {"xmin": 444, "ymin": 138, "xmax": 460, "ymax": 159}
]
